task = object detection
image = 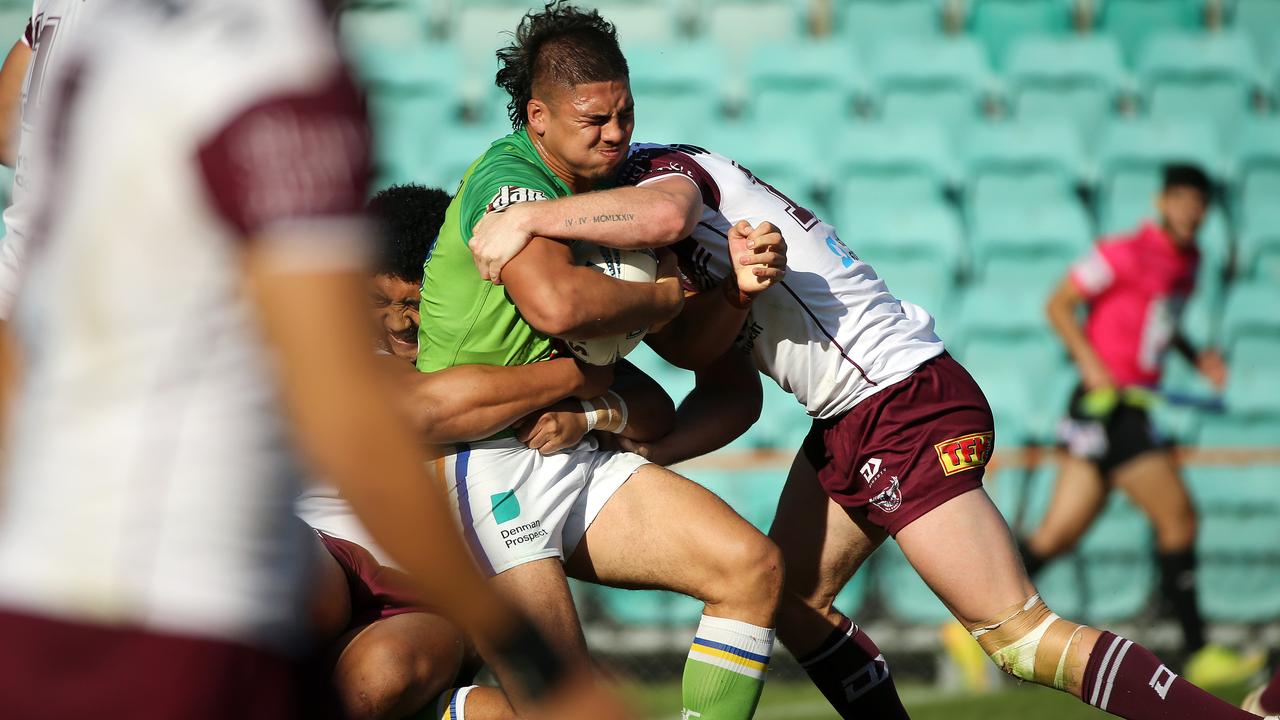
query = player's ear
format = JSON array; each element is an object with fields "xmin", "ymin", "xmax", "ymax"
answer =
[{"xmin": 526, "ymin": 98, "xmax": 548, "ymax": 137}]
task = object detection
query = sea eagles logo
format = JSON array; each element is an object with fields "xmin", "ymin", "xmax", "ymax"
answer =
[
  {"xmin": 487, "ymin": 185, "xmax": 547, "ymax": 213},
  {"xmin": 869, "ymin": 476, "xmax": 902, "ymax": 514}
]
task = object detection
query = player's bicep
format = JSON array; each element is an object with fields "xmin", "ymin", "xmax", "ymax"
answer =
[
  {"xmin": 499, "ymin": 235, "xmax": 583, "ymax": 334},
  {"xmin": 0, "ymin": 39, "xmax": 32, "ymax": 166}
]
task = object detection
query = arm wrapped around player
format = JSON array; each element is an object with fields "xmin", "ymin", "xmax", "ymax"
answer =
[{"xmin": 515, "ymin": 361, "xmax": 675, "ymax": 455}]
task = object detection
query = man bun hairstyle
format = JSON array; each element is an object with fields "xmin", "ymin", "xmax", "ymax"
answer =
[
  {"xmin": 495, "ymin": 1, "xmax": 629, "ymax": 130},
  {"xmin": 1162, "ymin": 163, "xmax": 1212, "ymax": 202},
  {"xmin": 366, "ymin": 184, "xmax": 452, "ymax": 283}
]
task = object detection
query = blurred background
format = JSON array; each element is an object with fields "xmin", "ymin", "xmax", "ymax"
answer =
[{"xmin": 2, "ymin": 0, "xmax": 1276, "ymax": 716}]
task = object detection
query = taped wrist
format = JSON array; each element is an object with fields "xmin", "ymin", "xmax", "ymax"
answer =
[
  {"xmin": 580, "ymin": 393, "xmax": 628, "ymax": 434},
  {"xmin": 966, "ymin": 595, "xmax": 1087, "ymax": 690},
  {"xmin": 491, "ymin": 620, "xmax": 568, "ymax": 702}
]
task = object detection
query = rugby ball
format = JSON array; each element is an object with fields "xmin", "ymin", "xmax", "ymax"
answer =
[{"xmin": 565, "ymin": 242, "xmax": 659, "ymax": 365}]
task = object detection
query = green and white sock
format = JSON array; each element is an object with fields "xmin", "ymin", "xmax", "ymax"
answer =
[
  {"xmin": 682, "ymin": 614, "xmax": 775, "ymax": 720},
  {"xmin": 427, "ymin": 685, "xmax": 475, "ymax": 720}
]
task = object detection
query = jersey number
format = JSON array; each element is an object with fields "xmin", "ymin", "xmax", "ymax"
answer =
[{"xmin": 732, "ymin": 161, "xmax": 820, "ymax": 232}]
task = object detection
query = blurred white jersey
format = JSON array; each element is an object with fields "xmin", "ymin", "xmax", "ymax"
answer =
[
  {"xmin": 621, "ymin": 144, "xmax": 944, "ymax": 419},
  {"xmin": 0, "ymin": 0, "xmax": 371, "ymax": 652},
  {"xmin": 0, "ymin": 0, "xmax": 91, "ymax": 319}
]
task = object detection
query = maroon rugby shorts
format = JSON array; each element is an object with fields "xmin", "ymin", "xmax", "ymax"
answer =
[
  {"xmin": 802, "ymin": 352, "xmax": 995, "ymax": 536},
  {"xmin": 0, "ymin": 608, "xmax": 299, "ymax": 719},
  {"xmin": 317, "ymin": 530, "xmax": 426, "ymax": 628}
]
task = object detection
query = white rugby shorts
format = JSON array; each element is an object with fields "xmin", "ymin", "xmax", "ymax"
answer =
[{"xmin": 444, "ymin": 436, "xmax": 647, "ymax": 576}]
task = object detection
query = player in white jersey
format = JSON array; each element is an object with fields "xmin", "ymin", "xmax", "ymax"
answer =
[
  {"xmin": 0, "ymin": 3, "xmax": 632, "ymax": 720},
  {"xmin": 0, "ymin": 2, "xmax": 93, "ymax": 322},
  {"xmin": 469, "ymin": 132, "xmax": 1274, "ymax": 720}
]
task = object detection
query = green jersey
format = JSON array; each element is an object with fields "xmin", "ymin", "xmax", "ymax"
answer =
[{"xmin": 416, "ymin": 131, "xmax": 572, "ymax": 372}]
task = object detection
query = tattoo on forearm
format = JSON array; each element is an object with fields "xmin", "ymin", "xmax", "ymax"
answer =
[{"xmin": 564, "ymin": 213, "xmax": 636, "ymax": 227}]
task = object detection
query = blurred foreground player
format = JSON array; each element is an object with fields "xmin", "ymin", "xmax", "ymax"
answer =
[
  {"xmin": 0, "ymin": 2, "xmax": 94, "ymax": 325},
  {"xmin": 470, "ymin": 111, "xmax": 1278, "ymax": 720},
  {"xmin": 0, "ymin": 3, "xmax": 628, "ymax": 720},
  {"xmin": 1021, "ymin": 164, "xmax": 1263, "ymax": 686}
]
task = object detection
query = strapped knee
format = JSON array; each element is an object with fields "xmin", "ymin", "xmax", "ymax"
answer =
[{"xmin": 966, "ymin": 595, "xmax": 1086, "ymax": 690}]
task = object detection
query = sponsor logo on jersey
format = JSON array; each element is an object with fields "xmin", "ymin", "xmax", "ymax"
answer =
[
  {"xmin": 934, "ymin": 432, "xmax": 994, "ymax": 476},
  {"xmin": 487, "ymin": 186, "xmax": 546, "ymax": 213},
  {"xmin": 490, "ymin": 490, "xmax": 521, "ymax": 524}
]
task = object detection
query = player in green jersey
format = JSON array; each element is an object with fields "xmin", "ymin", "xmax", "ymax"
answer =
[{"xmin": 417, "ymin": 6, "xmax": 789, "ymax": 720}]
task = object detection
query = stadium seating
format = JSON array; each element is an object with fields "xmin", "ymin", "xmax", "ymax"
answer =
[
  {"xmin": 866, "ymin": 37, "xmax": 995, "ymax": 127},
  {"xmin": 626, "ymin": 43, "xmax": 729, "ymax": 138},
  {"xmin": 1186, "ymin": 466, "xmax": 1280, "ymax": 622},
  {"xmin": 967, "ymin": 0, "xmax": 1074, "ymax": 68},
  {"xmin": 837, "ymin": 0, "xmax": 943, "ymax": 51},
  {"xmin": 1230, "ymin": 0, "xmax": 1280, "ymax": 58},
  {"xmin": 741, "ymin": 41, "xmax": 864, "ymax": 132},
  {"xmin": 835, "ymin": 200, "xmax": 965, "ymax": 270},
  {"xmin": 590, "ymin": 1, "xmax": 683, "ymax": 45},
  {"xmin": 1004, "ymin": 34, "xmax": 1130, "ymax": 139},
  {"xmin": 338, "ymin": 3, "xmax": 430, "ymax": 50},
  {"xmin": 1096, "ymin": 119, "xmax": 1223, "ymax": 234},
  {"xmin": 1137, "ymin": 31, "xmax": 1262, "ymax": 133},
  {"xmin": 700, "ymin": 0, "xmax": 806, "ymax": 57},
  {"xmin": 1232, "ymin": 117, "xmax": 1280, "ymax": 235},
  {"xmin": 954, "ymin": 280, "xmax": 1056, "ymax": 344},
  {"xmin": 967, "ymin": 196, "xmax": 1093, "ymax": 273},
  {"xmin": 1222, "ymin": 279, "xmax": 1280, "ymax": 347},
  {"xmin": 1097, "ymin": 0, "xmax": 1205, "ymax": 64},
  {"xmin": 959, "ymin": 338, "xmax": 1064, "ymax": 444},
  {"xmin": 964, "ymin": 120, "xmax": 1088, "ymax": 209},
  {"xmin": 832, "ymin": 123, "xmax": 957, "ymax": 211}
]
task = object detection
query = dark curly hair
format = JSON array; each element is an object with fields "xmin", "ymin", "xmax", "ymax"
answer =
[
  {"xmin": 366, "ymin": 184, "xmax": 452, "ymax": 283},
  {"xmin": 495, "ymin": 2, "xmax": 629, "ymax": 130}
]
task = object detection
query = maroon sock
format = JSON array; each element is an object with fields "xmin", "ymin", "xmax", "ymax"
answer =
[
  {"xmin": 1082, "ymin": 631, "xmax": 1260, "ymax": 719},
  {"xmin": 794, "ymin": 614, "xmax": 909, "ymax": 720},
  {"xmin": 1260, "ymin": 666, "xmax": 1280, "ymax": 714}
]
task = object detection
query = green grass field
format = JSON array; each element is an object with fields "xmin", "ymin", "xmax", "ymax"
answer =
[{"xmin": 625, "ymin": 679, "xmax": 1254, "ymax": 719}]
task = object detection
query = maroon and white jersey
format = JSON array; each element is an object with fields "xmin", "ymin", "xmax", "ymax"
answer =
[
  {"xmin": 621, "ymin": 143, "xmax": 944, "ymax": 419},
  {"xmin": 0, "ymin": 0, "xmax": 91, "ymax": 319},
  {"xmin": 0, "ymin": 0, "xmax": 370, "ymax": 652}
]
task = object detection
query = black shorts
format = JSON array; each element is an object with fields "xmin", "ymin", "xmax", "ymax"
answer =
[{"xmin": 1059, "ymin": 385, "xmax": 1167, "ymax": 475}]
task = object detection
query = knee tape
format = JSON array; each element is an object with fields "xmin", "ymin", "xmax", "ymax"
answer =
[{"xmin": 966, "ymin": 595, "xmax": 1086, "ymax": 690}]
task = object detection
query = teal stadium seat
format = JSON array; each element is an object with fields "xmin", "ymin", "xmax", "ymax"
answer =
[
  {"xmin": 838, "ymin": 0, "xmax": 943, "ymax": 51},
  {"xmin": 968, "ymin": 0, "xmax": 1073, "ymax": 68},
  {"xmin": 1137, "ymin": 32, "xmax": 1263, "ymax": 134},
  {"xmin": 1097, "ymin": 0, "xmax": 1204, "ymax": 64},
  {"xmin": 1197, "ymin": 415, "xmax": 1280, "ymax": 446},
  {"xmin": 626, "ymin": 43, "xmax": 728, "ymax": 138},
  {"xmin": 1011, "ymin": 463, "xmax": 1156, "ymax": 623},
  {"xmin": 958, "ymin": 339, "xmax": 1062, "ymax": 445},
  {"xmin": 836, "ymin": 201, "xmax": 965, "ymax": 271},
  {"xmin": 968, "ymin": 199, "xmax": 1091, "ymax": 280},
  {"xmin": 742, "ymin": 42, "xmax": 864, "ymax": 134},
  {"xmin": 833, "ymin": 123, "xmax": 957, "ymax": 211},
  {"xmin": 1232, "ymin": 118, "xmax": 1280, "ymax": 239},
  {"xmin": 1238, "ymin": 215, "xmax": 1280, "ymax": 283},
  {"xmin": 868, "ymin": 37, "xmax": 994, "ymax": 127},
  {"xmin": 1222, "ymin": 279, "xmax": 1280, "ymax": 346},
  {"xmin": 411, "ymin": 127, "xmax": 505, "ymax": 193},
  {"xmin": 863, "ymin": 257, "xmax": 955, "ymax": 326},
  {"xmin": 338, "ymin": 3, "xmax": 430, "ymax": 49},
  {"xmin": 1097, "ymin": 119, "xmax": 1223, "ymax": 234},
  {"xmin": 964, "ymin": 120, "xmax": 1088, "ymax": 209},
  {"xmin": 348, "ymin": 44, "xmax": 466, "ymax": 186},
  {"xmin": 1222, "ymin": 353, "xmax": 1280, "ymax": 418},
  {"xmin": 1005, "ymin": 35, "xmax": 1129, "ymax": 139},
  {"xmin": 590, "ymin": 1, "xmax": 682, "ymax": 45},
  {"xmin": 1185, "ymin": 466, "xmax": 1280, "ymax": 622},
  {"xmin": 452, "ymin": 4, "xmax": 534, "ymax": 100},
  {"xmin": 700, "ymin": 0, "xmax": 805, "ymax": 60},
  {"xmin": 1228, "ymin": 0, "xmax": 1280, "ymax": 60},
  {"xmin": 955, "ymin": 281, "xmax": 1055, "ymax": 345},
  {"xmin": 705, "ymin": 124, "xmax": 825, "ymax": 207}
]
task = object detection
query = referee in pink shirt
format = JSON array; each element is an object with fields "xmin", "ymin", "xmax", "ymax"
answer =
[{"xmin": 1017, "ymin": 165, "xmax": 1262, "ymax": 686}]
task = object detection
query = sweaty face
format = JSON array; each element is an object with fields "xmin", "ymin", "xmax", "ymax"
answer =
[
  {"xmin": 371, "ymin": 274, "xmax": 421, "ymax": 362},
  {"xmin": 528, "ymin": 79, "xmax": 634, "ymax": 190},
  {"xmin": 1157, "ymin": 185, "xmax": 1208, "ymax": 249}
]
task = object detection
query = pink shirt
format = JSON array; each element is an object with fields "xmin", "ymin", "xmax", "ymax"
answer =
[{"xmin": 1069, "ymin": 221, "xmax": 1199, "ymax": 388}]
